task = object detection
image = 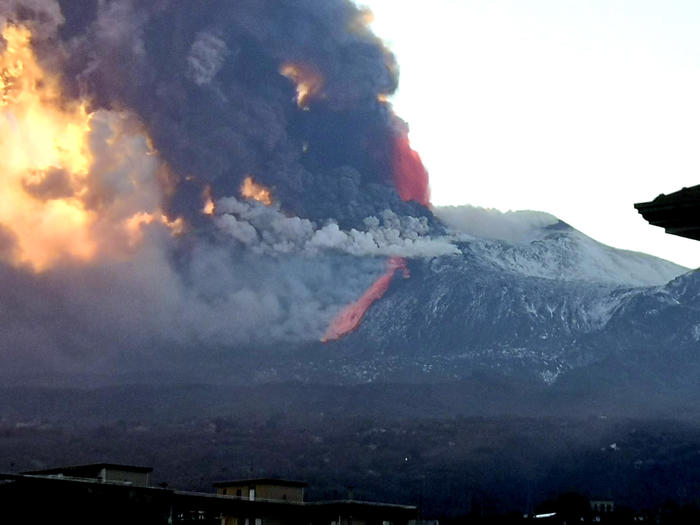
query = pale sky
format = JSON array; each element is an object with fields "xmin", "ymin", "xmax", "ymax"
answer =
[{"xmin": 360, "ymin": 0, "xmax": 700, "ymax": 268}]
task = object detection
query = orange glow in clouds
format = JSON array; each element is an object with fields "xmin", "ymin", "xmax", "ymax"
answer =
[
  {"xmin": 0, "ymin": 24, "xmax": 94, "ymax": 268},
  {"xmin": 240, "ymin": 176, "xmax": 272, "ymax": 205},
  {"xmin": 124, "ymin": 212, "xmax": 185, "ymax": 246},
  {"xmin": 280, "ymin": 63, "xmax": 324, "ymax": 109},
  {"xmin": 202, "ymin": 185, "xmax": 215, "ymax": 215},
  {"xmin": 0, "ymin": 23, "xmax": 177, "ymax": 271}
]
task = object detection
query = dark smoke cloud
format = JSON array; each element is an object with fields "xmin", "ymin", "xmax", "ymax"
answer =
[
  {"xmin": 54, "ymin": 0, "xmax": 435, "ymax": 228},
  {"xmin": 1, "ymin": 0, "xmax": 63, "ymax": 37},
  {"xmin": 0, "ymin": 0, "xmax": 446, "ymax": 378}
]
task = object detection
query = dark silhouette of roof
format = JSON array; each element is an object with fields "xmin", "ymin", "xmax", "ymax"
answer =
[
  {"xmin": 635, "ymin": 185, "xmax": 700, "ymax": 241},
  {"xmin": 213, "ymin": 478, "xmax": 308, "ymax": 488},
  {"xmin": 0, "ymin": 471, "xmax": 417, "ymax": 524},
  {"xmin": 23, "ymin": 463, "xmax": 153, "ymax": 476}
]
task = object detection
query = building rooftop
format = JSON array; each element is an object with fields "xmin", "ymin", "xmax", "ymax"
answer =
[
  {"xmin": 305, "ymin": 499, "xmax": 418, "ymax": 510},
  {"xmin": 213, "ymin": 478, "xmax": 308, "ymax": 488},
  {"xmin": 635, "ymin": 184, "xmax": 700, "ymax": 240},
  {"xmin": 0, "ymin": 472, "xmax": 418, "ymax": 523},
  {"xmin": 23, "ymin": 463, "xmax": 153, "ymax": 476}
]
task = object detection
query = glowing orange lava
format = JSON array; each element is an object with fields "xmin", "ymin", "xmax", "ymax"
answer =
[
  {"xmin": 202, "ymin": 185, "xmax": 215, "ymax": 215},
  {"xmin": 322, "ymin": 256, "xmax": 409, "ymax": 342},
  {"xmin": 321, "ymin": 130, "xmax": 431, "ymax": 342},
  {"xmin": 392, "ymin": 133, "xmax": 431, "ymax": 207},
  {"xmin": 321, "ymin": 128, "xmax": 432, "ymax": 342},
  {"xmin": 240, "ymin": 176, "xmax": 272, "ymax": 205},
  {"xmin": 280, "ymin": 62, "xmax": 324, "ymax": 109}
]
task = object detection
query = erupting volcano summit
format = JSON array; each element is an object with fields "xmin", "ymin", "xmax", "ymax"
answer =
[{"xmin": 0, "ymin": 0, "xmax": 446, "ymax": 374}]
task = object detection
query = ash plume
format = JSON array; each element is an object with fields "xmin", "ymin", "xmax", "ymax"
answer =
[
  {"xmin": 57, "ymin": 0, "xmax": 433, "ymax": 228},
  {"xmin": 0, "ymin": 0, "xmax": 449, "ymax": 377},
  {"xmin": 213, "ymin": 199, "xmax": 456, "ymax": 258},
  {"xmin": 0, "ymin": 0, "xmax": 63, "ymax": 37}
]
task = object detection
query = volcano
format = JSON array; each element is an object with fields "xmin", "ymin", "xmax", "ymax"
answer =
[
  {"xmin": 0, "ymin": 1, "xmax": 698, "ymax": 414},
  {"xmin": 190, "ymin": 210, "xmax": 700, "ymax": 411},
  {"xmin": 3, "ymin": 4, "xmax": 700, "ymax": 517}
]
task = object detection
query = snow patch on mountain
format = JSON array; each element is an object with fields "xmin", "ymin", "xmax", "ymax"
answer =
[
  {"xmin": 436, "ymin": 205, "xmax": 687, "ymax": 287},
  {"xmin": 436, "ymin": 205, "xmax": 558, "ymax": 243},
  {"xmin": 580, "ymin": 289, "xmax": 636, "ymax": 329}
]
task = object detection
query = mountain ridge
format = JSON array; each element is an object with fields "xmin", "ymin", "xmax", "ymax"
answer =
[{"xmin": 280, "ymin": 215, "xmax": 698, "ymax": 392}]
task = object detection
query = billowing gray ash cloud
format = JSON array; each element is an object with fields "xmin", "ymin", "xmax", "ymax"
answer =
[
  {"xmin": 0, "ymin": 0, "xmax": 454, "ymax": 378},
  {"xmin": 57, "ymin": 0, "xmax": 432, "ymax": 228}
]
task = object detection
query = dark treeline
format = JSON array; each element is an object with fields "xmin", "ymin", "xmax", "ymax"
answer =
[{"xmin": 1, "ymin": 395, "xmax": 698, "ymax": 519}]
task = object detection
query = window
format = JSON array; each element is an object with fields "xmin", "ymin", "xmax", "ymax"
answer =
[{"xmin": 249, "ymin": 488, "xmax": 256, "ymax": 501}]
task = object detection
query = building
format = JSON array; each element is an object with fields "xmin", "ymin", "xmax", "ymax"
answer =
[
  {"xmin": 0, "ymin": 464, "xmax": 418, "ymax": 525},
  {"xmin": 0, "ymin": 469, "xmax": 172, "ymax": 524},
  {"xmin": 214, "ymin": 478, "xmax": 307, "ymax": 502},
  {"xmin": 23, "ymin": 462, "xmax": 153, "ymax": 486},
  {"xmin": 589, "ymin": 499, "xmax": 614, "ymax": 520},
  {"xmin": 635, "ymin": 184, "xmax": 700, "ymax": 241}
]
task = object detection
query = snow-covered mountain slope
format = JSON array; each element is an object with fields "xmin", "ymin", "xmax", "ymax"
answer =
[
  {"xmin": 277, "ymin": 213, "xmax": 699, "ymax": 387},
  {"xmin": 436, "ymin": 205, "xmax": 687, "ymax": 287},
  {"xmin": 188, "ymin": 208, "xmax": 695, "ymax": 391},
  {"xmin": 464, "ymin": 223, "xmax": 686, "ymax": 287}
]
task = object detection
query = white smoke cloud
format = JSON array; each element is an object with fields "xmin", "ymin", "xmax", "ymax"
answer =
[
  {"xmin": 0, "ymin": 222, "xmax": 392, "ymax": 378},
  {"xmin": 187, "ymin": 31, "xmax": 229, "ymax": 86},
  {"xmin": 434, "ymin": 205, "xmax": 560, "ymax": 243},
  {"xmin": 92, "ymin": 0, "xmax": 146, "ymax": 58},
  {"xmin": 214, "ymin": 197, "xmax": 460, "ymax": 258}
]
